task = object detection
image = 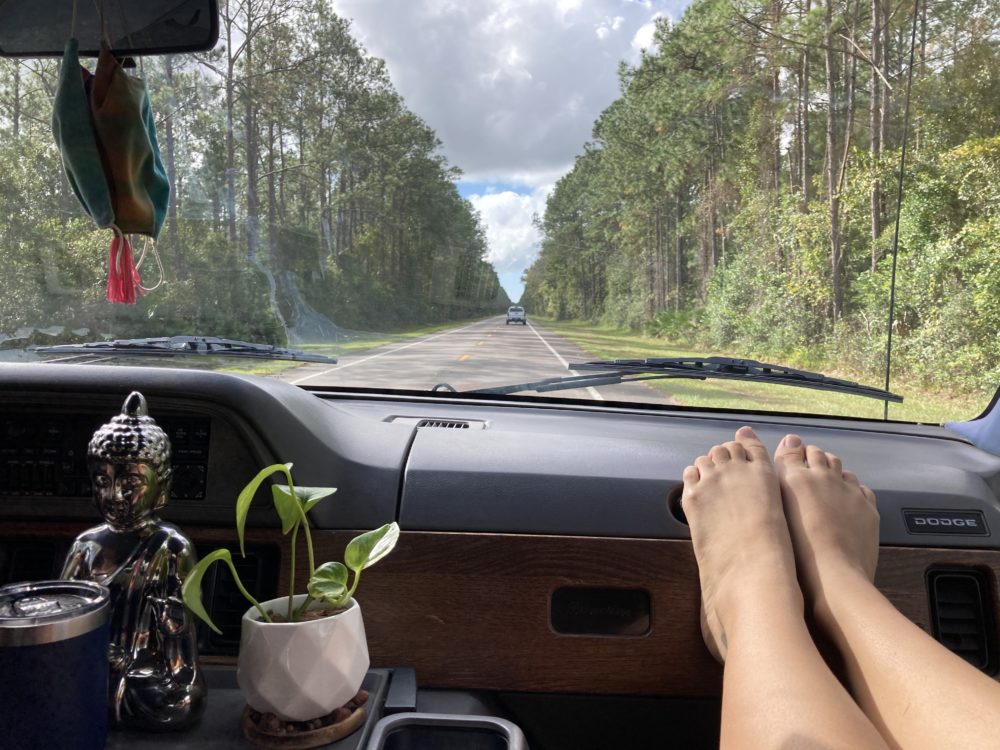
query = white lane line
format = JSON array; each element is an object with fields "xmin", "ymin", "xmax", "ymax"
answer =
[
  {"xmin": 42, "ymin": 354, "xmax": 115, "ymax": 364},
  {"xmin": 526, "ymin": 322, "xmax": 604, "ymax": 401},
  {"xmin": 290, "ymin": 320, "xmax": 486, "ymax": 385}
]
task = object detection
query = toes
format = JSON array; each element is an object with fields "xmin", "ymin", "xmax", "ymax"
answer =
[
  {"xmin": 694, "ymin": 454, "xmax": 715, "ymax": 474},
  {"xmin": 735, "ymin": 426, "xmax": 771, "ymax": 463},
  {"xmin": 774, "ymin": 433, "xmax": 806, "ymax": 469},
  {"xmin": 709, "ymin": 444, "xmax": 733, "ymax": 463},
  {"xmin": 682, "ymin": 464, "xmax": 700, "ymax": 486},
  {"xmin": 843, "ymin": 470, "xmax": 861, "ymax": 486},
  {"xmin": 806, "ymin": 444, "xmax": 829, "ymax": 468},
  {"xmin": 724, "ymin": 440, "xmax": 748, "ymax": 462},
  {"xmin": 679, "ymin": 468, "xmax": 698, "ymax": 520},
  {"xmin": 825, "ymin": 451, "xmax": 843, "ymax": 474},
  {"xmin": 860, "ymin": 484, "xmax": 877, "ymax": 506}
]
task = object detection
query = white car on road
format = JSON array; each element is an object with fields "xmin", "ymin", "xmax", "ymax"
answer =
[{"xmin": 506, "ymin": 306, "xmax": 527, "ymax": 325}]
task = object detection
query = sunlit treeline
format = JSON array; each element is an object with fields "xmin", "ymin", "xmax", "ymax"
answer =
[
  {"xmin": 0, "ymin": 0, "xmax": 507, "ymax": 345},
  {"xmin": 523, "ymin": 0, "xmax": 999, "ymax": 393}
]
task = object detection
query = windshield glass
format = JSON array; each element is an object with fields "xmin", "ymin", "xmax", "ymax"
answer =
[{"xmin": 0, "ymin": 0, "xmax": 996, "ymax": 422}]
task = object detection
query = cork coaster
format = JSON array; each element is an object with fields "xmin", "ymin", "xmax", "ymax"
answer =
[{"xmin": 240, "ymin": 690, "xmax": 368, "ymax": 749}]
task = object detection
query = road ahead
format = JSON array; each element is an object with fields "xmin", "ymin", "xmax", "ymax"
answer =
[{"xmin": 277, "ymin": 317, "xmax": 673, "ymax": 404}]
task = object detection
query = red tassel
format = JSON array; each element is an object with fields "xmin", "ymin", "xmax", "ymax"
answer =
[{"xmin": 106, "ymin": 234, "xmax": 143, "ymax": 304}]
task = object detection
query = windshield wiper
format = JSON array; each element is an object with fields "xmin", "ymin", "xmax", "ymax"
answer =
[
  {"xmin": 472, "ymin": 356, "xmax": 902, "ymax": 403},
  {"xmin": 33, "ymin": 336, "xmax": 336, "ymax": 364}
]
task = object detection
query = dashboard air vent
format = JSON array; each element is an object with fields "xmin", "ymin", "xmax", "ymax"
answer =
[
  {"xmin": 194, "ymin": 543, "xmax": 280, "ymax": 656},
  {"xmin": 417, "ymin": 419, "xmax": 471, "ymax": 429},
  {"xmin": 928, "ymin": 568, "xmax": 998, "ymax": 674},
  {"xmin": 0, "ymin": 540, "xmax": 70, "ymax": 584},
  {"xmin": 387, "ymin": 416, "xmax": 486, "ymax": 429}
]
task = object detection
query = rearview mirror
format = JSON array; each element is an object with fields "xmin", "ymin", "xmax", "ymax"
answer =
[{"xmin": 0, "ymin": 0, "xmax": 219, "ymax": 58}]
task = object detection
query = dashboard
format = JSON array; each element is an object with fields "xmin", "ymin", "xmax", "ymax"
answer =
[{"xmin": 1, "ymin": 362, "xmax": 999, "ymax": 747}]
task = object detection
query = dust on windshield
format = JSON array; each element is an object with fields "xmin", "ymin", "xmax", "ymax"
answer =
[{"xmin": 0, "ymin": 0, "xmax": 996, "ymax": 423}]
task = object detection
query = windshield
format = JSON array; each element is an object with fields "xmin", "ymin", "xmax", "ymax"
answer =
[{"xmin": 0, "ymin": 0, "xmax": 996, "ymax": 422}]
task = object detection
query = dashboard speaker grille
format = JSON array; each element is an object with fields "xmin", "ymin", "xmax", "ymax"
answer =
[{"xmin": 928, "ymin": 568, "xmax": 998, "ymax": 674}]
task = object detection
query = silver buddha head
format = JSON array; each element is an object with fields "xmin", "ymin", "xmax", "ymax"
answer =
[{"xmin": 87, "ymin": 392, "xmax": 172, "ymax": 531}]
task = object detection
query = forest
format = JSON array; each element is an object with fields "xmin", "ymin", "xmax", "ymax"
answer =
[
  {"xmin": 522, "ymin": 0, "xmax": 1000, "ymax": 395},
  {"xmin": 0, "ymin": 0, "xmax": 507, "ymax": 347}
]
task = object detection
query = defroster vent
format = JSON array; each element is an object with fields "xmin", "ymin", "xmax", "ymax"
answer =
[
  {"xmin": 417, "ymin": 419, "xmax": 471, "ymax": 429},
  {"xmin": 928, "ymin": 568, "xmax": 998, "ymax": 674},
  {"xmin": 387, "ymin": 416, "xmax": 486, "ymax": 429}
]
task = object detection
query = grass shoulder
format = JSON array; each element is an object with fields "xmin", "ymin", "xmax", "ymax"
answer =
[{"xmin": 534, "ymin": 317, "xmax": 987, "ymax": 424}]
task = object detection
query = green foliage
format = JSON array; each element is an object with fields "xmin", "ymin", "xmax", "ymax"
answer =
[
  {"xmin": 0, "ymin": 7, "xmax": 506, "ymax": 348},
  {"xmin": 307, "ymin": 562, "xmax": 349, "ymax": 602},
  {"xmin": 180, "ymin": 548, "xmax": 272, "ymax": 634},
  {"xmin": 643, "ymin": 308, "xmax": 701, "ymax": 340},
  {"xmin": 523, "ymin": 0, "xmax": 999, "ymax": 410},
  {"xmin": 182, "ymin": 463, "xmax": 399, "ymax": 627}
]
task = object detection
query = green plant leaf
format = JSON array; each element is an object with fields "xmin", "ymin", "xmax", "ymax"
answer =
[
  {"xmin": 294, "ymin": 485, "xmax": 337, "ymax": 514},
  {"xmin": 344, "ymin": 522, "xmax": 400, "ymax": 573},
  {"xmin": 307, "ymin": 561, "xmax": 349, "ymax": 604},
  {"xmin": 236, "ymin": 463, "xmax": 293, "ymax": 555},
  {"xmin": 180, "ymin": 548, "xmax": 233, "ymax": 635},
  {"xmin": 270, "ymin": 485, "xmax": 333, "ymax": 535},
  {"xmin": 271, "ymin": 484, "xmax": 301, "ymax": 535}
]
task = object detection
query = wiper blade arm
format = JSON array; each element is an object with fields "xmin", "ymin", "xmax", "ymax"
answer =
[
  {"xmin": 471, "ymin": 372, "xmax": 634, "ymax": 396},
  {"xmin": 573, "ymin": 356, "xmax": 902, "ymax": 401},
  {"xmin": 570, "ymin": 357, "xmax": 903, "ymax": 402},
  {"xmin": 474, "ymin": 356, "xmax": 902, "ymax": 402},
  {"xmin": 34, "ymin": 336, "xmax": 336, "ymax": 364}
]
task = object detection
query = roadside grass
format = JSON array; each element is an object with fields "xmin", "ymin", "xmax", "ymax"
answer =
[
  {"xmin": 535, "ymin": 318, "xmax": 988, "ymax": 424},
  {"xmin": 214, "ymin": 359, "xmax": 310, "ymax": 377},
  {"xmin": 215, "ymin": 318, "xmax": 487, "ymax": 378}
]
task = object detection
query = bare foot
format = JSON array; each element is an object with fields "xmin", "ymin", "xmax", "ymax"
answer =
[
  {"xmin": 773, "ymin": 434, "xmax": 879, "ymax": 622},
  {"xmin": 681, "ymin": 426, "xmax": 802, "ymax": 662}
]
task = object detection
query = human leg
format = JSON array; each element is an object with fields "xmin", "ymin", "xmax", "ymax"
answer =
[
  {"xmin": 682, "ymin": 427, "xmax": 888, "ymax": 749},
  {"xmin": 775, "ymin": 434, "xmax": 1000, "ymax": 749}
]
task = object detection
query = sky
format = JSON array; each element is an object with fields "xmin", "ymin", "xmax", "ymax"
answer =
[{"xmin": 330, "ymin": 0, "xmax": 685, "ymax": 302}]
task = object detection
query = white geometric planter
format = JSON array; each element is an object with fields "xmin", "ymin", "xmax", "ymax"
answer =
[{"xmin": 237, "ymin": 595, "xmax": 370, "ymax": 722}]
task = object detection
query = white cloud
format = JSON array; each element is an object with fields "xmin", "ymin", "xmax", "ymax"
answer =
[
  {"xmin": 595, "ymin": 15, "xmax": 625, "ymax": 40},
  {"xmin": 468, "ymin": 185, "xmax": 552, "ymax": 274},
  {"xmin": 332, "ymin": 0, "xmax": 685, "ymax": 183},
  {"xmin": 328, "ymin": 1, "xmax": 686, "ymax": 291},
  {"xmin": 556, "ymin": 0, "xmax": 584, "ymax": 18},
  {"xmin": 631, "ymin": 12, "xmax": 665, "ymax": 57}
]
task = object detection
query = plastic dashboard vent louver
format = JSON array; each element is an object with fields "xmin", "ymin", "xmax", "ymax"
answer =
[
  {"xmin": 416, "ymin": 419, "xmax": 471, "ymax": 429},
  {"xmin": 194, "ymin": 543, "xmax": 280, "ymax": 656},
  {"xmin": 927, "ymin": 568, "xmax": 998, "ymax": 674}
]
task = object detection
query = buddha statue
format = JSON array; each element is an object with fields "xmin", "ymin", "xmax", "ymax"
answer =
[{"xmin": 61, "ymin": 391, "xmax": 206, "ymax": 731}]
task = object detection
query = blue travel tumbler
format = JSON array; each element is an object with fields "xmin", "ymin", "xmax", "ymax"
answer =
[{"xmin": 0, "ymin": 580, "xmax": 110, "ymax": 749}]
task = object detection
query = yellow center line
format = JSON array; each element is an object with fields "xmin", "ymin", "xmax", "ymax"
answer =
[{"xmin": 458, "ymin": 354, "xmax": 470, "ymax": 362}]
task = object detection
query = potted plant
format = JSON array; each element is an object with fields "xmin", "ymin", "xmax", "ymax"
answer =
[{"xmin": 181, "ymin": 463, "xmax": 399, "ymax": 724}]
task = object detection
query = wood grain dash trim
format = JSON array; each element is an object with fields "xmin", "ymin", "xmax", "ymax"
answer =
[{"xmin": 4, "ymin": 525, "xmax": 999, "ymax": 694}]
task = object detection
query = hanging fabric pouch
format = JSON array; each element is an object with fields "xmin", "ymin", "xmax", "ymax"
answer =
[{"xmin": 52, "ymin": 38, "xmax": 169, "ymax": 303}]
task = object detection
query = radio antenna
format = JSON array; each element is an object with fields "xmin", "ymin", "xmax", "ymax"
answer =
[{"xmin": 883, "ymin": 0, "xmax": 922, "ymax": 420}]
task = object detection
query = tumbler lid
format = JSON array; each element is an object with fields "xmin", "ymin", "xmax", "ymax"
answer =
[{"xmin": 0, "ymin": 580, "xmax": 109, "ymax": 646}]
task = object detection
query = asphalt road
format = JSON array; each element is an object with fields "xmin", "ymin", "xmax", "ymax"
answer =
[{"xmin": 277, "ymin": 317, "xmax": 674, "ymax": 405}]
